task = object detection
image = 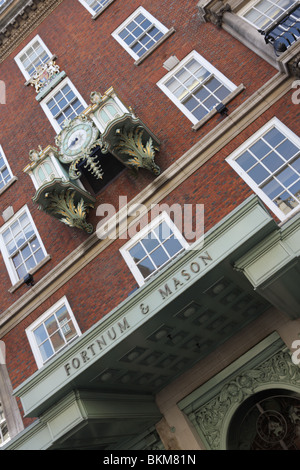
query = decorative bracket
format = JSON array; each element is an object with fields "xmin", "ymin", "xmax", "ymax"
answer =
[
  {"xmin": 32, "ymin": 178, "xmax": 95, "ymax": 234},
  {"xmin": 101, "ymin": 113, "xmax": 161, "ymax": 176}
]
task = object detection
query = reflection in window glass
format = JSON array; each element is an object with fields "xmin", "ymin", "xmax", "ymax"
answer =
[
  {"xmin": 158, "ymin": 51, "xmax": 236, "ymax": 124},
  {"xmin": 33, "ymin": 304, "xmax": 79, "ymax": 364},
  {"xmin": 2, "ymin": 211, "xmax": 46, "ymax": 281},
  {"xmin": 242, "ymin": 0, "xmax": 295, "ymax": 29},
  {"xmin": 229, "ymin": 120, "xmax": 300, "ymax": 219},
  {"xmin": 0, "ymin": 149, "xmax": 13, "ymax": 191},
  {"xmin": 46, "ymin": 83, "xmax": 85, "ymax": 129},
  {"xmin": 0, "ymin": 402, "xmax": 9, "ymax": 447},
  {"xmin": 128, "ymin": 220, "xmax": 186, "ymax": 281}
]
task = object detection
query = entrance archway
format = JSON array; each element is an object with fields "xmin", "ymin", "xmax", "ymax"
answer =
[{"xmin": 227, "ymin": 389, "xmax": 300, "ymax": 450}]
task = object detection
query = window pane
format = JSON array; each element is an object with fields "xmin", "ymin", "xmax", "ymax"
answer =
[
  {"xmin": 185, "ymin": 96, "xmax": 199, "ymax": 112},
  {"xmin": 39, "ymin": 340, "xmax": 54, "ymax": 362},
  {"xmin": 137, "ymin": 257, "xmax": 156, "ymax": 278},
  {"xmin": 154, "ymin": 221, "xmax": 173, "ymax": 241},
  {"xmin": 142, "ymin": 234, "xmax": 159, "ymax": 252},
  {"xmin": 16, "ymin": 264, "xmax": 27, "ymax": 280},
  {"xmin": 129, "ymin": 242, "xmax": 147, "ymax": 262},
  {"xmin": 289, "ymin": 180, "xmax": 300, "ymax": 200},
  {"xmin": 34, "ymin": 324, "xmax": 47, "ymax": 345},
  {"xmin": 276, "ymin": 140, "xmax": 299, "ymax": 160},
  {"xmin": 56, "ymin": 305, "xmax": 68, "ymax": 322},
  {"xmin": 248, "ymin": 164, "xmax": 270, "ymax": 184},
  {"xmin": 214, "ymin": 85, "xmax": 231, "ymax": 101},
  {"xmin": 192, "ymin": 105, "xmax": 207, "ymax": 121},
  {"xmin": 276, "ymin": 166, "xmax": 298, "ymax": 186},
  {"xmin": 25, "ymin": 256, "xmax": 36, "ymax": 271},
  {"xmin": 24, "ymin": 225, "xmax": 34, "ymax": 241},
  {"xmin": 262, "ymin": 178, "xmax": 284, "ymax": 199},
  {"xmin": 263, "ymin": 128, "xmax": 285, "ymax": 147},
  {"xmin": 30, "ymin": 238, "xmax": 40, "ymax": 253},
  {"xmin": 12, "ymin": 253, "xmax": 22, "ymax": 268},
  {"xmin": 236, "ymin": 151, "xmax": 257, "ymax": 171},
  {"xmin": 45, "ymin": 315, "xmax": 58, "ymax": 335},
  {"xmin": 291, "ymin": 157, "xmax": 300, "ymax": 173},
  {"xmin": 51, "ymin": 330, "xmax": 65, "ymax": 352},
  {"xmin": 150, "ymin": 246, "xmax": 169, "ymax": 267},
  {"xmin": 21, "ymin": 244, "xmax": 31, "ymax": 260},
  {"xmin": 249, "ymin": 140, "xmax": 271, "ymax": 159},
  {"xmin": 15, "ymin": 232, "xmax": 25, "ymax": 248},
  {"xmin": 274, "ymin": 191, "xmax": 297, "ymax": 212},
  {"xmin": 261, "ymin": 151, "xmax": 284, "ymax": 172},
  {"xmin": 34, "ymin": 248, "xmax": 44, "ymax": 264},
  {"xmin": 163, "ymin": 235, "xmax": 183, "ymax": 257}
]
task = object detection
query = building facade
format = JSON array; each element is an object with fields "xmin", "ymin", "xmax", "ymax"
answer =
[{"xmin": 0, "ymin": 0, "xmax": 299, "ymax": 450}]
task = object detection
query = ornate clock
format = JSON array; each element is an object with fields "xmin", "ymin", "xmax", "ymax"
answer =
[{"xmin": 55, "ymin": 115, "xmax": 105, "ymax": 180}]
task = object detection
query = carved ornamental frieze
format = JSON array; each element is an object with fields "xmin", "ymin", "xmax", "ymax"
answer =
[{"xmin": 185, "ymin": 348, "xmax": 300, "ymax": 450}]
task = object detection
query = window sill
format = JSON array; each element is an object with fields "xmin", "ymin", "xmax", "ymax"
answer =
[
  {"xmin": 92, "ymin": 0, "xmax": 116, "ymax": 20},
  {"xmin": 192, "ymin": 83, "xmax": 245, "ymax": 131},
  {"xmin": 134, "ymin": 27, "xmax": 176, "ymax": 66},
  {"xmin": 9, "ymin": 254, "xmax": 51, "ymax": 294},
  {"xmin": 0, "ymin": 176, "xmax": 18, "ymax": 197}
]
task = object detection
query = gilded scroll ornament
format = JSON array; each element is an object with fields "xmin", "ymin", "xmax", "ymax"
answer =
[
  {"xmin": 45, "ymin": 189, "xmax": 94, "ymax": 233},
  {"xmin": 112, "ymin": 126, "xmax": 161, "ymax": 176}
]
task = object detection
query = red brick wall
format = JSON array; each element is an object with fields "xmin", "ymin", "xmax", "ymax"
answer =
[
  {"xmin": 0, "ymin": 0, "xmax": 299, "ymax": 428},
  {"xmin": 0, "ymin": 0, "xmax": 278, "ymax": 310}
]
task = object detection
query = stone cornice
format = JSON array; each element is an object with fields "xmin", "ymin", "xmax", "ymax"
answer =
[{"xmin": 0, "ymin": 0, "xmax": 64, "ymax": 63}]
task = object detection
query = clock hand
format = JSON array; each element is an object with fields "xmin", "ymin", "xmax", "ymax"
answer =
[{"xmin": 68, "ymin": 137, "xmax": 79, "ymax": 149}]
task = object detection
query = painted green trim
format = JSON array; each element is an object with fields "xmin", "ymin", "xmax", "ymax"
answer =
[
  {"xmin": 234, "ymin": 213, "xmax": 300, "ymax": 318},
  {"xmin": 179, "ymin": 332, "xmax": 300, "ymax": 450},
  {"xmin": 13, "ymin": 196, "xmax": 275, "ymax": 418},
  {"xmin": 179, "ymin": 332, "xmax": 282, "ymax": 410},
  {"xmin": 5, "ymin": 390, "xmax": 161, "ymax": 450},
  {"xmin": 235, "ymin": 213, "xmax": 300, "ymax": 278}
]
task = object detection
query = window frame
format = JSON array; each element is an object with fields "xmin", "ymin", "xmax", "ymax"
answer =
[
  {"xmin": 40, "ymin": 77, "xmax": 88, "ymax": 133},
  {"xmin": 120, "ymin": 212, "xmax": 189, "ymax": 287},
  {"xmin": 77, "ymin": 0, "xmax": 114, "ymax": 16},
  {"xmin": 226, "ymin": 117, "xmax": 300, "ymax": 221},
  {"xmin": 0, "ymin": 402, "xmax": 9, "ymax": 447},
  {"xmin": 26, "ymin": 296, "xmax": 81, "ymax": 369},
  {"xmin": 14, "ymin": 34, "xmax": 52, "ymax": 81},
  {"xmin": 238, "ymin": 0, "xmax": 297, "ymax": 29},
  {"xmin": 156, "ymin": 50, "xmax": 237, "ymax": 125},
  {"xmin": 112, "ymin": 6, "xmax": 169, "ymax": 60},
  {"xmin": 0, "ymin": 145, "xmax": 14, "ymax": 193},
  {"xmin": 0, "ymin": 205, "xmax": 48, "ymax": 286}
]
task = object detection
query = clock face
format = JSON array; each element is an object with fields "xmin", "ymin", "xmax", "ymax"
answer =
[{"xmin": 61, "ymin": 122, "xmax": 98, "ymax": 159}]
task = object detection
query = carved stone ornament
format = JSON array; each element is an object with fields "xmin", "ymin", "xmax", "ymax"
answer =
[
  {"xmin": 197, "ymin": 0, "xmax": 231, "ymax": 26},
  {"xmin": 29, "ymin": 146, "xmax": 43, "ymax": 162},
  {"xmin": 29, "ymin": 60, "xmax": 61, "ymax": 92},
  {"xmin": 186, "ymin": 349, "xmax": 300, "ymax": 450},
  {"xmin": 288, "ymin": 52, "xmax": 300, "ymax": 78},
  {"xmin": 90, "ymin": 91, "xmax": 103, "ymax": 105}
]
